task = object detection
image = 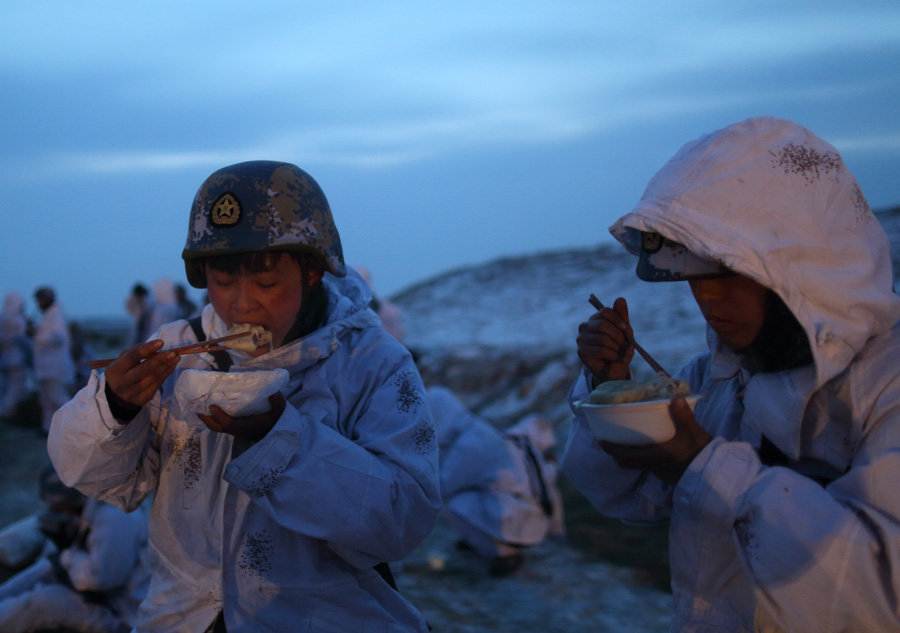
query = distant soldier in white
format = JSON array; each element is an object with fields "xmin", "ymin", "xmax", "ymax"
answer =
[
  {"xmin": 356, "ymin": 267, "xmax": 406, "ymax": 342},
  {"xmin": 427, "ymin": 386, "xmax": 564, "ymax": 576},
  {"xmin": 0, "ymin": 464, "xmax": 149, "ymax": 633},
  {"xmin": 145, "ymin": 278, "xmax": 181, "ymax": 336},
  {"xmin": 31, "ymin": 287, "xmax": 74, "ymax": 434},
  {"xmin": 174, "ymin": 283, "xmax": 199, "ymax": 320},
  {"xmin": 124, "ymin": 283, "xmax": 152, "ymax": 346},
  {"xmin": 0, "ymin": 292, "xmax": 32, "ymax": 420}
]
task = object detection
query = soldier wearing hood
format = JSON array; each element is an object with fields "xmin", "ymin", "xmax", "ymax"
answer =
[
  {"xmin": 48, "ymin": 161, "xmax": 440, "ymax": 632},
  {"xmin": 561, "ymin": 117, "xmax": 900, "ymax": 631}
]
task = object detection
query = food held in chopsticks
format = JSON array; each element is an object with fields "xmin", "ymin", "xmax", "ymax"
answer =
[
  {"xmin": 87, "ymin": 330, "xmax": 256, "ymax": 370},
  {"xmin": 223, "ymin": 324, "xmax": 273, "ymax": 352},
  {"xmin": 582, "ymin": 373, "xmax": 691, "ymax": 405}
]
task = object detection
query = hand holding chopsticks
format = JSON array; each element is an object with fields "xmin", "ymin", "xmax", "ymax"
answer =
[
  {"xmin": 588, "ymin": 294, "xmax": 669, "ymax": 377},
  {"xmin": 87, "ymin": 331, "xmax": 251, "ymax": 370}
]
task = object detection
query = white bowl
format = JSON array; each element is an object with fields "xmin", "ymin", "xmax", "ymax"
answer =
[
  {"xmin": 574, "ymin": 395, "xmax": 701, "ymax": 446},
  {"xmin": 174, "ymin": 368, "xmax": 289, "ymax": 417}
]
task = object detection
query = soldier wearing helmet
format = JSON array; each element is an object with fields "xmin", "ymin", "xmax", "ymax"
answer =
[{"xmin": 48, "ymin": 161, "xmax": 440, "ymax": 632}]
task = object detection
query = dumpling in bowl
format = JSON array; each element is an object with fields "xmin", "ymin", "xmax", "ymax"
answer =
[
  {"xmin": 585, "ymin": 380, "xmax": 653, "ymax": 404},
  {"xmin": 585, "ymin": 373, "xmax": 691, "ymax": 405}
]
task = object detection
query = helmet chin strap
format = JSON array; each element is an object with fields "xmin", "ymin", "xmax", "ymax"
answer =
[
  {"xmin": 300, "ymin": 264, "xmax": 310, "ymax": 316},
  {"xmin": 282, "ymin": 261, "xmax": 327, "ymax": 345}
]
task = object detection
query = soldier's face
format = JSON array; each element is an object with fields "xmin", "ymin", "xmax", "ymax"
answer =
[
  {"xmin": 688, "ymin": 274, "xmax": 770, "ymax": 351},
  {"xmin": 206, "ymin": 253, "xmax": 323, "ymax": 355}
]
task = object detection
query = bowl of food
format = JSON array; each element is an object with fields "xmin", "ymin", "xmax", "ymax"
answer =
[
  {"xmin": 174, "ymin": 368, "xmax": 289, "ymax": 417},
  {"xmin": 573, "ymin": 375, "xmax": 700, "ymax": 445}
]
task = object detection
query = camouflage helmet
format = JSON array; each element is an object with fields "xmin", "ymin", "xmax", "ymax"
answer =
[{"xmin": 182, "ymin": 161, "xmax": 346, "ymax": 288}]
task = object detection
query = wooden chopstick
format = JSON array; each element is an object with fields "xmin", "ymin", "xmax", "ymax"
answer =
[
  {"xmin": 588, "ymin": 294, "xmax": 669, "ymax": 376},
  {"xmin": 163, "ymin": 331, "xmax": 252, "ymax": 353},
  {"xmin": 87, "ymin": 331, "xmax": 252, "ymax": 370},
  {"xmin": 170, "ymin": 343, "xmax": 229, "ymax": 356}
]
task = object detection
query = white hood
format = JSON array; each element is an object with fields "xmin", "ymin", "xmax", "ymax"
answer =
[
  {"xmin": 610, "ymin": 116, "xmax": 900, "ymax": 389},
  {"xmin": 2, "ymin": 292, "xmax": 23, "ymax": 315}
]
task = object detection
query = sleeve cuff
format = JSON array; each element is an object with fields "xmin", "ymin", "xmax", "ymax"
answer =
[{"xmin": 104, "ymin": 382, "xmax": 142, "ymax": 422}]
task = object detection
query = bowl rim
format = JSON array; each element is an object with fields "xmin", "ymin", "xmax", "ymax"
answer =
[
  {"xmin": 179, "ymin": 367, "xmax": 288, "ymax": 379},
  {"xmin": 576, "ymin": 394, "xmax": 701, "ymax": 410}
]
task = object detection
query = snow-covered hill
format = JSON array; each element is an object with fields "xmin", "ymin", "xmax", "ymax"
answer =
[
  {"xmin": 397, "ymin": 244, "xmax": 705, "ymax": 361},
  {"xmin": 394, "ymin": 243, "xmax": 708, "ymax": 434}
]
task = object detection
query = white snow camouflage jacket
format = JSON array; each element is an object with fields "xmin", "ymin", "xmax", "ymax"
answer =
[
  {"xmin": 561, "ymin": 117, "xmax": 900, "ymax": 632},
  {"xmin": 33, "ymin": 302, "xmax": 74, "ymax": 383},
  {"xmin": 49, "ymin": 271, "xmax": 441, "ymax": 632}
]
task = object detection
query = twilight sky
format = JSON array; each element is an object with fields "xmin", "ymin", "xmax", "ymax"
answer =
[{"xmin": 2, "ymin": 0, "xmax": 899, "ymax": 319}]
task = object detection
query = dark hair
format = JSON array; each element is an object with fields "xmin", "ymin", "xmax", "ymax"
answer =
[
  {"xmin": 745, "ymin": 292, "xmax": 813, "ymax": 373},
  {"xmin": 34, "ymin": 287, "xmax": 55, "ymax": 303},
  {"xmin": 201, "ymin": 251, "xmax": 322, "ymax": 281}
]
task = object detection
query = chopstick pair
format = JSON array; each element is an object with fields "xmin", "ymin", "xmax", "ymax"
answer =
[
  {"xmin": 87, "ymin": 331, "xmax": 251, "ymax": 370},
  {"xmin": 588, "ymin": 294, "xmax": 669, "ymax": 377}
]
